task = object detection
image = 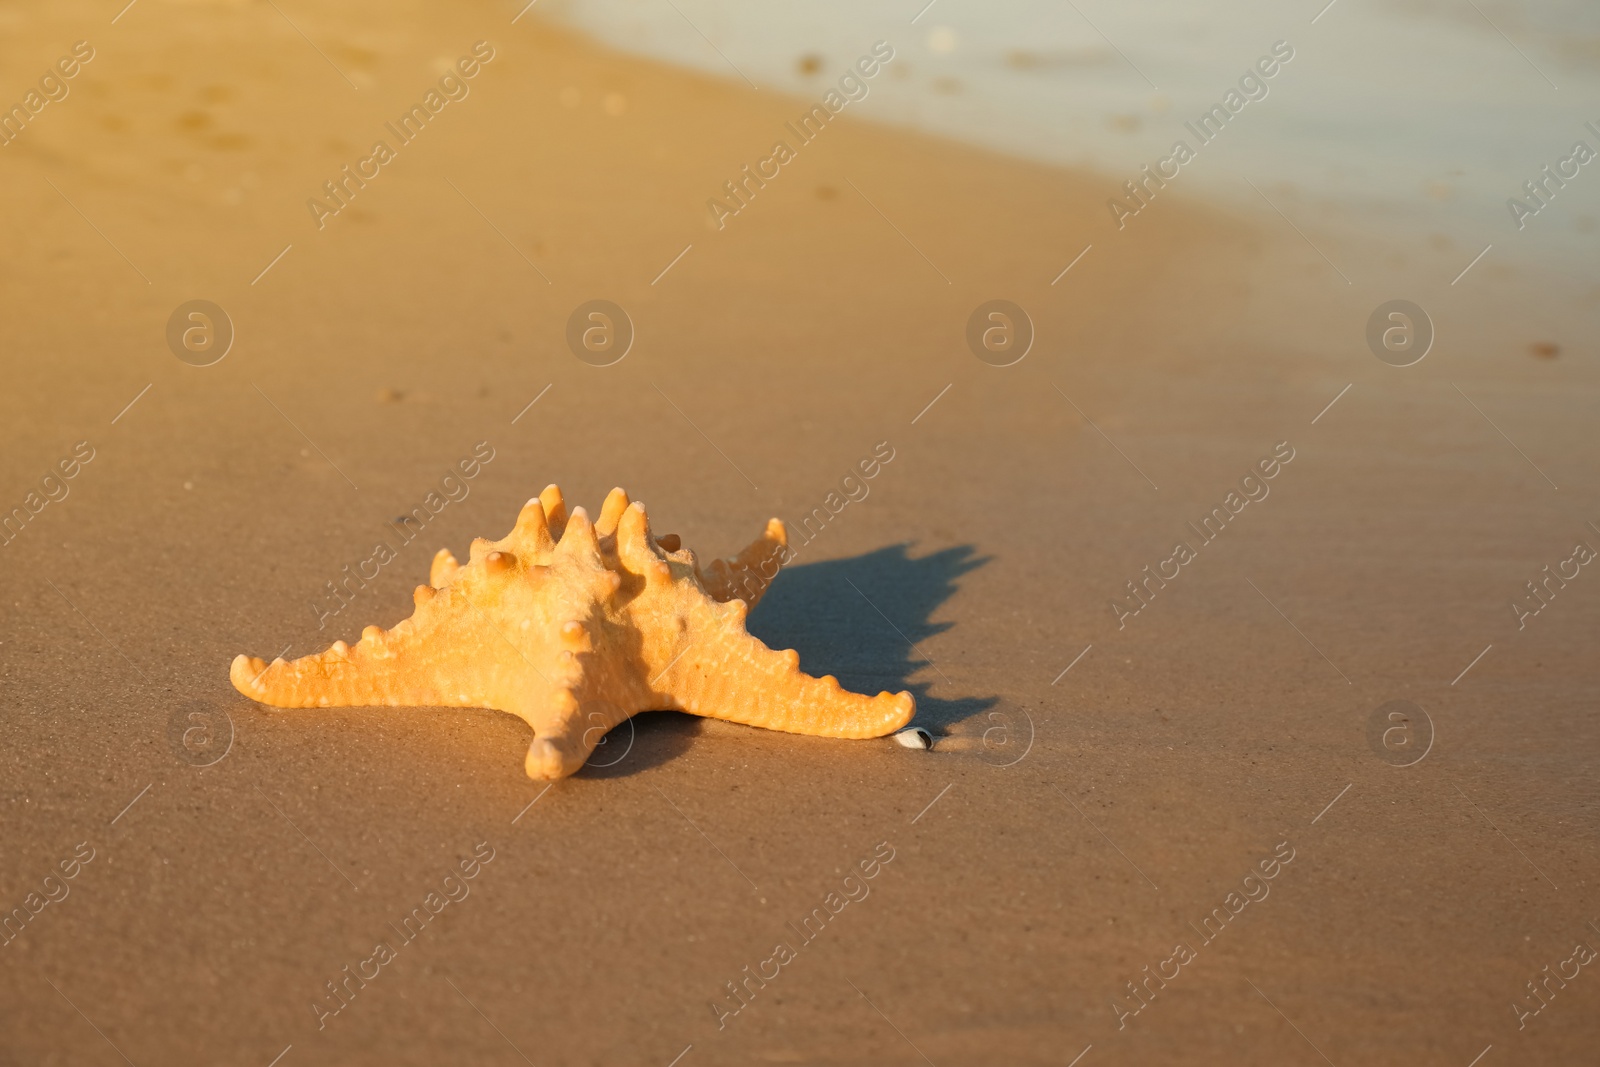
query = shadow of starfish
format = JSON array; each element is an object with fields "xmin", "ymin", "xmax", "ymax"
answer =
[
  {"xmin": 580, "ymin": 543, "xmax": 995, "ymax": 778},
  {"xmin": 748, "ymin": 542, "xmax": 995, "ymax": 733}
]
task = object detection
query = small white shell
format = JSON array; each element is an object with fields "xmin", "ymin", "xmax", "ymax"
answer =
[{"xmin": 893, "ymin": 726, "xmax": 932, "ymax": 750}]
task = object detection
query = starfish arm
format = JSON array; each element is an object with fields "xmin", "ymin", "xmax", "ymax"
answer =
[
  {"xmin": 511, "ymin": 685, "xmax": 611, "ymax": 780},
  {"xmin": 661, "ymin": 620, "xmax": 913, "ymax": 738},
  {"xmin": 639, "ymin": 593, "xmax": 909, "ymax": 741},
  {"xmin": 613, "ymin": 500, "xmax": 909, "ymax": 739},
  {"xmin": 230, "ymin": 582, "xmax": 568, "ymax": 712},
  {"xmin": 512, "ymin": 665, "xmax": 651, "ymax": 780},
  {"xmin": 228, "ymin": 626, "xmax": 465, "ymax": 710},
  {"xmin": 696, "ymin": 518, "xmax": 789, "ymax": 609}
]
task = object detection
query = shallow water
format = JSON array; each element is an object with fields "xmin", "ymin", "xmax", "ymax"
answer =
[{"xmin": 540, "ymin": 0, "xmax": 1600, "ymax": 273}]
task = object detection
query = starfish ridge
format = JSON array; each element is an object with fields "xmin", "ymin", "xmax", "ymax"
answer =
[{"xmin": 231, "ymin": 485, "xmax": 915, "ymax": 779}]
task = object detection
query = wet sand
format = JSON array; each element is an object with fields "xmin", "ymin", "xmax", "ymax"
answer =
[{"xmin": 1, "ymin": 2, "xmax": 1597, "ymax": 1065}]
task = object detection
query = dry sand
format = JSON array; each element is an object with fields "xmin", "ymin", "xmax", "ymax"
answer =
[{"xmin": 1, "ymin": 1, "xmax": 1597, "ymax": 1065}]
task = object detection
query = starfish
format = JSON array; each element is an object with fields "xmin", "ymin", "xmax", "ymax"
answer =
[{"xmin": 231, "ymin": 485, "xmax": 915, "ymax": 779}]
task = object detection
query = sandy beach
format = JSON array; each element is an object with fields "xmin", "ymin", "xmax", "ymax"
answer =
[{"xmin": 1, "ymin": 1, "xmax": 1597, "ymax": 1064}]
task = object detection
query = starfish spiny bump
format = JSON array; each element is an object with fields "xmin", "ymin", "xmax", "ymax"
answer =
[{"xmin": 230, "ymin": 486, "xmax": 915, "ymax": 779}]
